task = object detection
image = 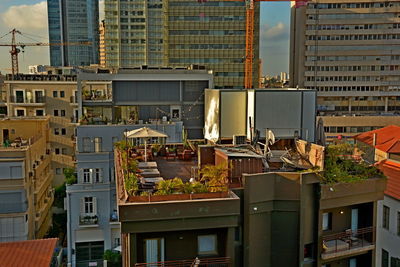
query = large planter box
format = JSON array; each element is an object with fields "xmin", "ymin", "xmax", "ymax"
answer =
[
  {"xmin": 320, "ymin": 178, "xmax": 386, "ymax": 209},
  {"xmin": 126, "ymin": 191, "xmax": 230, "ymax": 203}
]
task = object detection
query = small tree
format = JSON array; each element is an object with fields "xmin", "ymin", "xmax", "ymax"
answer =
[
  {"xmin": 64, "ymin": 168, "xmax": 77, "ymax": 185},
  {"xmin": 200, "ymin": 163, "xmax": 229, "ymax": 192},
  {"xmin": 103, "ymin": 250, "xmax": 122, "ymax": 267}
]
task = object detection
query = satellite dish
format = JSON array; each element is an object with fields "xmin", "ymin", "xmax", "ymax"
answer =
[{"xmin": 267, "ymin": 129, "xmax": 276, "ymax": 145}]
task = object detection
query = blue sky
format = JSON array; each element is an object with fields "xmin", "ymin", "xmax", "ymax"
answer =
[{"xmin": 0, "ymin": 0, "xmax": 291, "ymax": 76}]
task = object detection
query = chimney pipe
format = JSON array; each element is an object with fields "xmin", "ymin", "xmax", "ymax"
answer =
[{"xmin": 373, "ymin": 133, "xmax": 377, "ymax": 146}]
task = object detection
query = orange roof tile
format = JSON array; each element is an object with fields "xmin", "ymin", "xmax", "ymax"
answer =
[
  {"xmin": 354, "ymin": 125, "xmax": 400, "ymax": 153},
  {"xmin": 0, "ymin": 238, "xmax": 58, "ymax": 267},
  {"xmin": 378, "ymin": 160, "xmax": 400, "ymax": 200}
]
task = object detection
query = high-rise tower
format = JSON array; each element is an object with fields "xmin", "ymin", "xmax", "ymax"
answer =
[{"xmin": 47, "ymin": 0, "xmax": 100, "ymax": 66}]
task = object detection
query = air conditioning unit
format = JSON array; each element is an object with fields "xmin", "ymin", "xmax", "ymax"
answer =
[{"xmin": 233, "ymin": 135, "xmax": 247, "ymax": 145}]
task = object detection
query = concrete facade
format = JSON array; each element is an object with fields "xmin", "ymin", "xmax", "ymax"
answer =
[
  {"xmin": 290, "ymin": 0, "xmax": 400, "ymax": 144},
  {"xmin": 376, "ymin": 196, "xmax": 400, "ymax": 267}
]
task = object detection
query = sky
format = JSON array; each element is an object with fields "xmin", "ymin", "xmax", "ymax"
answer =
[{"xmin": 0, "ymin": 0, "xmax": 290, "ymax": 76}]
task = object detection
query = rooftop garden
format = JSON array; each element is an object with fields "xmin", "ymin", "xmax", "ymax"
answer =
[
  {"xmin": 322, "ymin": 143, "xmax": 385, "ymax": 184},
  {"xmin": 115, "ymin": 141, "xmax": 230, "ymax": 202}
]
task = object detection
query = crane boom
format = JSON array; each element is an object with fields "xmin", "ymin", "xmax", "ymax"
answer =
[{"xmin": 0, "ymin": 28, "xmax": 91, "ymax": 75}]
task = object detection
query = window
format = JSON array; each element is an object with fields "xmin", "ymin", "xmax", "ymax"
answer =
[
  {"xmin": 53, "ymin": 110, "xmax": 59, "ymax": 116},
  {"xmin": 83, "ymin": 169, "xmax": 91, "ymax": 183},
  {"xmin": 94, "ymin": 169, "xmax": 102, "ymax": 183},
  {"xmin": 82, "ymin": 137, "xmax": 92, "ymax": 152},
  {"xmin": 60, "ymin": 110, "xmax": 65, "ymax": 117},
  {"xmin": 76, "ymin": 241, "xmax": 104, "ymax": 265},
  {"xmin": 15, "ymin": 109, "xmax": 25, "ymax": 117},
  {"xmin": 54, "ymin": 128, "xmax": 60, "ymax": 135},
  {"xmin": 391, "ymin": 257, "xmax": 400, "ymax": 267},
  {"xmin": 83, "ymin": 197, "xmax": 95, "ymax": 214},
  {"xmin": 55, "ymin": 148, "xmax": 60, "ymax": 154},
  {"xmin": 94, "ymin": 137, "xmax": 102, "ymax": 152},
  {"xmin": 55, "ymin": 168, "xmax": 61, "ymax": 175},
  {"xmin": 35, "ymin": 109, "xmax": 44, "ymax": 116},
  {"xmin": 15, "ymin": 90, "xmax": 24, "ymax": 103},
  {"xmin": 383, "ymin": 205, "xmax": 390, "ymax": 230},
  {"xmin": 61, "ymin": 128, "xmax": 66, "ymax": 135},
  {"xmin": 60, "ymin": 91, "xmax": 65, "ymax": 98},
  {"xmin": 198, "ymin": 235, "xmax": 217, "ymax": 255},
  {"xmin": 382, "ymin": 249, "xmax": 389, "ymax": 267},
  {"xmin": 61, "ymin": 148, "xmax": 67, "ymax": 155},
  {"xmin": 53, "ymin": 91, "xmax": 58, "ymax": 97},
  {"xmin": 144, "ymin": 238, "xmax": 164, "ymax": 263},
  {"xmin": 322, "ymin": 212, "xmax": 332, "ymax": 231}
]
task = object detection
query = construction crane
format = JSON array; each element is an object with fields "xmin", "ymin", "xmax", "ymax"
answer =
[
  {"xmin": 0, "ymin": 29, "xmax": 91, "ymax": 75},
  {"xmin": 240, "ymin": 0, "xmax": 308, "ymax": 88}
]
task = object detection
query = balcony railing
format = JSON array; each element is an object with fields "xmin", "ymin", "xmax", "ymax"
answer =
[
  {"xmin": 321, "ymin": 226, "xmax": 375, "ymax": 260},
  {"xmin": 135, "ymin": 257, "xmax": 231, "ymax": 267},
  {"xmin": 79, "ymin": 215, "xmax": 98, "ymax": 225},
  {"xmin": 10, "ymin": 95, "xmax": 45, "ymax": 104}
]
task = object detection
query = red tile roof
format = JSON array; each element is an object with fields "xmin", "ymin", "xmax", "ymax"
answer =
[
  {"xmin": 0, "ymin": 238, "xmax": 58, "ymax": 267},
  {"xmin": 354, "ymin": 125, "xmax": 400, "ymax": 153},
  {"xmin": 377, "ymin": 160, "xmax": 400, "ymax": 200}
]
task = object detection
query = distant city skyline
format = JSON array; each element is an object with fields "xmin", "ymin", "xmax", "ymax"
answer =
[{"xmin": 0, "ymin": 0, "xmax": 290, "ymax": 76}]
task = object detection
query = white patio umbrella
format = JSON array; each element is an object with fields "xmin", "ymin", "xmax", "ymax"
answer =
[{"xmin": 124, "ymin": 127, "xmax": 168, "ymax": 162}]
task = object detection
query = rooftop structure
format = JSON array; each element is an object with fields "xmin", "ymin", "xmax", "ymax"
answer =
[
  {"xmin": 204, "ymin": 88, "xmax": 317, "ymax": 143},
  {"xmin": 0, "ymin": 238, "xmax": 58, "ymax": 267},
  {"xmin": 114, "ymin": 137, "xmax": 386, "ymax": 266}
]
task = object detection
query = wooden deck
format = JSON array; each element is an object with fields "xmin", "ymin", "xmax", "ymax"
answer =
[{"xmin": 155, "ymin": 157, "xmax": 198, "ymax": 181}]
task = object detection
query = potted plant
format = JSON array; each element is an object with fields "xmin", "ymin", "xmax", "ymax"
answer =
[
  {"xmin": 151, "ymin": 144, "xmax": 161, "ymax": 156},
  {"xmin": 200, "ymin": 163, "xmax": 229, "ymax": 192}
]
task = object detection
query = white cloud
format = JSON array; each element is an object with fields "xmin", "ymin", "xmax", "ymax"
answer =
[
  {"xmin": 2, "ymin": 2, "xmax": 48, "ymax": 31},
  {"xmin": 0, "ymin": 1, "xmax": 49, "ymax": 74},
  {"xmin": 261, "ymin": 22, "xmax": 288, "ymax": 41}
]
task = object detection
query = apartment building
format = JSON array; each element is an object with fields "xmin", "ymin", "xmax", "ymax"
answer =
[
  {"xmin": 320, "ymin": 115, "xmax": 400, "ymax": 143},
  {"xmin": 0, "ymin": 117, "xmax": 53, "ymax": 241},
  {"xmin": 65, "ymin": 69, "xmax": 212, "ymax": 267},
  {"xmin": 354, "ymin": 126, "xmax": 400, "ymax": 267},
  {"xmin": 115, "ymin": 138, "xmax": 385, "ymax": 267},
  {"xmin": 47, "ymin": 0, "xmax": 99, "ymax": 66},
  {"xmin": 104, "ymin": 0, "xmax": 259, "ymax": 88},
  {"xmin": 290, "ymin": 0, "xmax": 400, "ymax": 137},
  {"xmin": 2, "ymin": 74, "xmax": 108, "ymax": 185}
]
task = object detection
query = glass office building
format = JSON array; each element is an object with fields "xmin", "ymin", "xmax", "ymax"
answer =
[
  {"xmin": 47, "ymin": 0, "xmax": 100, "ymax": 67},
  {"xmin": 104, "ymin": 0, "xmax": 260, "ymax": 89}
]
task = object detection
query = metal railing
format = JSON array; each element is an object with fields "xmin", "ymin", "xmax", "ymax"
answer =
[
  {"xmin": 135, "ymin": 257, "xmax": 231, "ymax": 267},
  {"xmin": 322, "ymin": 226, "xmax": 374, "ymax": 255},
  {"xmin": 10, "ymin": 95, "xmax": 45, "ymax": 104},
  {"xmin": 79, "ymin": 215, "xmax": 98, "ymax": 225}
]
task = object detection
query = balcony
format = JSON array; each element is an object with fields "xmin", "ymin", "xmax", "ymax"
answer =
[
  {"xmin": 82, "ymin": 90, "xmax": 112, "ymax": 102},
  {"xmin": 135, "ymin": 257, "xmax": 231, "ymax": 267},
  {"xmin": 70, "ymin": 95, "xmax": 78, "ymax": 105},
  {"xmin": 79, "ymin": 215, "xmax": 98, "ymax": 226},
  {"xmin": 51, "ymin": 153, "xmax": 75, "ymax": 167},
  {"xmin": 10, "ymin": 95, "xmax": 45, "ymax": 105},
  {"xmin": 321, "ymin": 227, "xmax": 375, "ymax": 260}
]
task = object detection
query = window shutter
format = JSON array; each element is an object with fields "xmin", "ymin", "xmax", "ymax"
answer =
[
  {"xmin": 78, "ymin": 169, "xmax": 83, "ymax": 183},
  {"xmin": 93, "ymin": 197, "xmax": 97, "ymax": 215},
  {"xmin": 80, "ymin": 197, "xmax": 84, "ymax": 215},
  {"xmin": 99, "ymin": 169, "xmax": 103, "ymax": 183},
  {"xmin": 90, "ymin": 169, "xmax": 93, "ymax": 183}
]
